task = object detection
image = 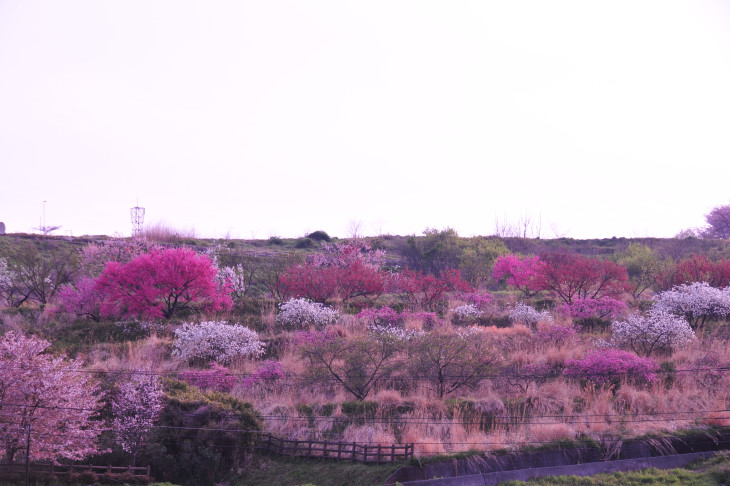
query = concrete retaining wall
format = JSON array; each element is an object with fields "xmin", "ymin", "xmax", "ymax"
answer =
[
  {"xmin": 395, "ymin": 451, "xmax": 717, "ymax": 486},
  {"xmin": 385, "ymin": 430, "xmax": 730, "ymax": 484}
]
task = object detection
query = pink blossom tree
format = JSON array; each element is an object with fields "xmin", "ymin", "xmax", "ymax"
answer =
[
  {"xmin": 0, "ymin": 332, "xmax": 104, "ymax": 464},
  {"xmin": 112, "ymin": 376, "xmax": 164, "ymax": 466},
  {"xmin": 58, "ymin": 277, "xmax": 104, "ymax": 321},
  {"xmin": 95, "ymin": 248, "xmax": 232, "ymax": 320},
  {"xmin": 492, "ymin": 255, "xmax": 545, "ymax": 296}
]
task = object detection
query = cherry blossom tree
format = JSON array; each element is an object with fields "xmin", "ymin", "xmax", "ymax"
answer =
[
  {"xmin": 112, "ymin": 376, "xmax": 164, "ymax": 466},
  {"xmin": 95, "ymin": 248, "xmax": 232, "ymax": 320},
  {"xmin": 0, "ymin": 332, "xmax": 104, "ymax": 464}
]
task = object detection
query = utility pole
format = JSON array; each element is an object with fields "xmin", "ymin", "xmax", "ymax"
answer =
[{"xmin": 24, "ymin": 423, "xmax": 30, "ymax": 486}]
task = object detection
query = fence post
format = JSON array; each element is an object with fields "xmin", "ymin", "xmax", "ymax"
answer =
[
  {"xmin": 308, "ymin": 440, "xmax": 313, "ymax": 458},
  {"xmin": 337, "ymin": 442, "xmax": 342, "ymax": 459},
  {"xmin": 391, "ymin": 444, "xmax": 395, "ymax": 462},
  {"xmin": 146, "ymin": 464, "xmax": 151, "ymax": 478},
  {"xmin": 363, "ymin": 445, "xmax": 368, "ymax": 463},
  {"xmin": 377, "ymin": 444, "xmax": 381, "ymax": 465}
]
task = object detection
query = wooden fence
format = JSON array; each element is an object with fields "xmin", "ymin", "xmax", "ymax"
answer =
[
  {"xmin": 256, "ymin": 434, "xmax": 413, "ymax": 463},
  {"xmin": 0, "ymin": 462, "xmax": 150, "ymax": 479}
]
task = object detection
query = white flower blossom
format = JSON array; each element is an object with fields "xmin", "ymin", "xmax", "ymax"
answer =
[
  {"xmin": 172, "ymin": 321, "xmax": 265, "ymax": 363},
  {"xmin": 217, "ymin": 264, "xmax": 247, "ymax": 299},
  {"xmin": 369, "ymin": 325, "xmax": 424, "ymax": 340},
  {"xmin": 653, "ymin": 282, "xmax": 730, "ymax": 329},
  {"xmin": 508, "ymin": 302, "xmax": 553, "ymax": 327},
  {"xmin": 275, "ymin": 298, "xmax": 339, "ymax": 329},
  {"xmin": 451, "ymin": 304, "xmax": 483, "ymax": 321},
  {"xmin": 610, "ymin": 310, "xmax": 696, "ymax": 357},
  {"xmin": 112, "ymin": 376, "xmax": 164, "ymax": 463}
]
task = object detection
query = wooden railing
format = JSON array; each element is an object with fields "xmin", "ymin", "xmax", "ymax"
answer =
[
  {"xmin": 0, "ymin": 462, "xmax": 150, "ymax": 479},
  {"xmin": 256, "ymin": 434, "xmax": 413, "ymax": 463}
]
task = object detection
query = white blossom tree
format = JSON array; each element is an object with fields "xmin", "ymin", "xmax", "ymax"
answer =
[
  {"xmin": 112, "ymin": 376, "xmax": 164, "ymax": 466},
  {"xmin": 172, "ymin": 321, "xmax": 265, "ymax": 363},
  {"xmin": 275, "ymin": 298, "xmax": 339, "ymax": 329},
  {"xmin": 653, "ymin": 282, "xmax": 730, "ymax": 330},
  {"xmin": 0, "ymin": 332, "xmax": 104, "ymax": 463},
  {"xmin": 610, "ymin": 310, "xmax": 696, "ymax": 357},
  {"xmin": 508, "ymin": 302, "xmax": 553, "ymax": 327}
]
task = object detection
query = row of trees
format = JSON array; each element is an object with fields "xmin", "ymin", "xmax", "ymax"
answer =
[{"xmin": 5, "ymin": 237, "xmax": 730, "ymax": 321}]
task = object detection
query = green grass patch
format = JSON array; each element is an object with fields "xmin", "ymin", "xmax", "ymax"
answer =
[
  {"xmin": 234, "ymin": 455, "xmax": 401, "ymax": 486},
  {"xmin": 499, "ymin": 452, "xmax": 730, "ymax": 485}
]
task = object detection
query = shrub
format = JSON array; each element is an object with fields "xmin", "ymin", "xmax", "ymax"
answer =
[
  {"xmin": 451, "ymin": 304, "xmax": 483, "ymax": 322},
  {"xmin": 457, "ymin": 291, "xmax": 493, "ymax": 308},
  {"xmin": 535, "ymin": 322, "xmax": 577, "ymax": 346},
  {"xmin": 172, "ymin": 321, "xmax": 265, "ymax": 364},
  {"xmin": 148, "ymin": 380, "xmax": 262, "ymax": 486},
  {"xmin": 610, "ymin": 310, "xmax": 696, "ymax": 357},
  {"xmin": 180, "ymin": 363, "xmax": 238, "ymax": 393},
  {"xmin": 356, "ymin": 306, "xmax": 402, "ymax": 327},
  {"xmin": 508, "ymin": 302, "xmax": 553, "ymax": 327},
  {"xmin": 653, "ymin": 282, "xmax": 730, "ymax": 329},
  {"xmin": 242, "ymin": 360, "xmax": 286, "ymax": 388},
  {"xmin": 563, "ymin": 349, "xmax": 659, "ymax": 388},
  {"xmin": 306, "ymin": 230, "xmax": 331, "ymax": 242},
  {"xmin": 275, "ymin": 298, "xmax": 339, "ymax": 329},
  {"xmin": 559, "ymin": 297, "xmax": 627, "ymax": 320},
  {"xmin": 295, "ymin": 237, "xmax": 314, "ymax": 249}
]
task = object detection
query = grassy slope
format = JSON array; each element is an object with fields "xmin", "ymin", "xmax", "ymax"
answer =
[
  {"xmin": 234, "ymin": 456, "xmax": 401, "ymax": 486},
  {"xmin": 499, "ymin": 452, "xmax": 730, "ymax": 486}
]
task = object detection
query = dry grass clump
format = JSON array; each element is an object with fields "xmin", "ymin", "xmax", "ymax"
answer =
[
  {"xmin": 87, "ymin": 335, "xmax": 176, "ymax": 375},
  {"xmin": 141, "ymin": 221, "xmax": 196, "ymax": 243},
  {"xmin": 528, "ymin": 423, "xmax": 576, "ymax": 443},
  {"xmin": 342, "ymin": 425, "xmax": 396, "ymax": 446}
]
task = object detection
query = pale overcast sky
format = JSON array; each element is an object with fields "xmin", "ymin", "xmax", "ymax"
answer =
[{"xmin": 1, "ymin": 1, "xmax": 729, "ymax": 239}]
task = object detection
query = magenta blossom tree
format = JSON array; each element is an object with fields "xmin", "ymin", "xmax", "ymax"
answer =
[
  {"xmin": 95, "ymin": 248, "xmax": 232, "ymax": 320},
  {"xmin": 563, "ymin": 349, "xmax": 659, "ymax": 388},
  {"xmin": 58, "ymin": 277, "xmax": 104, "ymax": 321},
  {"xmin": 492, "ymin": 255, "xmax": 545, "ymax": 296},
  {"xmin": 180, "ymin": 363, "xmax": 238, "ymax": 393}
]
